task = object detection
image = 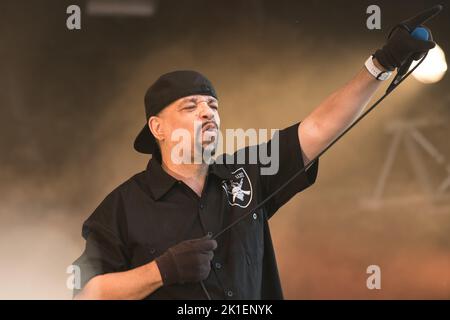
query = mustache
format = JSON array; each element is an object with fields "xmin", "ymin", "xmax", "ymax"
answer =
[{"xmin": 201, "ymin": 121, "xmax": 218, "ymax": 131}]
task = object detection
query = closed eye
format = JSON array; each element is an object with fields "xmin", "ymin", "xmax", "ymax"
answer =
[{"xmin": 182, "ymin": 104, "xmax": 196, "ymax": 110}]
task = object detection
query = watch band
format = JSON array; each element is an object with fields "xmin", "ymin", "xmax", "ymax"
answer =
[{"xmin": 365, "ymin": 56, "xmax": 392, "ymax": 81}]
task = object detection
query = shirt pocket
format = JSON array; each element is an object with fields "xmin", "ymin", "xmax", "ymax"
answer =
[{"xmin": 235, "ymin": 207, "xmax": 265, "ymax": 266}]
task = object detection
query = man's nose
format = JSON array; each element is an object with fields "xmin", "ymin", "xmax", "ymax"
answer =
[{"xmin": 198, "ymin": 102, "xmax": 214, "ymax": 119}]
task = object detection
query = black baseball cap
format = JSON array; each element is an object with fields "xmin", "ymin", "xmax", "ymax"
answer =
[{"xmin": 134, "ymin": 70, "xmax": 218, "ymax": 154}]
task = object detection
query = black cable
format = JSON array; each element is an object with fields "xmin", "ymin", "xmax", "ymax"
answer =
[{"xmin": 200, "ymin": 54, "xmax": 428, "ymax": 300}]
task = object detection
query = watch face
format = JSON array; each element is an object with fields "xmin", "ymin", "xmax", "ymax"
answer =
[{"xmin": 377, "ymin": 71, "xmax": 390, "ymax": 81}]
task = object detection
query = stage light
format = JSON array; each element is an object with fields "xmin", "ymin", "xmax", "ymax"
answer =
[{"xmin": 411, "ymin": 44, "xmax": 447, "ymax": 84}]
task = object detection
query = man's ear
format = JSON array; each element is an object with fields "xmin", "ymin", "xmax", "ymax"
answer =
[{"xmin": 148, "ymin": 116, "xmax": 164, "ymax": 142}]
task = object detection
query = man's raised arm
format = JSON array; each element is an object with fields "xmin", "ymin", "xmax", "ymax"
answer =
[{"xmin": 298, "ymin": 7, "xmax": 439, "ymax": 166}]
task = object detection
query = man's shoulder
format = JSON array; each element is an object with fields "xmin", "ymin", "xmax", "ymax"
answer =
[
  {"xmin": 91, "ymin": 170, "xmax": 149, "ymax": 210},
  {"xmin": 108, "ymin": 170, "xmax": 149, "ymax": 197},
  {"xmin": 82, "ymin": 170, "xmax": 149, "ymax": 233}
]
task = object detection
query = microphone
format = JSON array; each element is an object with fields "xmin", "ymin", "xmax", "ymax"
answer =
[{"xmin": 386, "ymin": 27, "xmax": 431, "ymax": 93}]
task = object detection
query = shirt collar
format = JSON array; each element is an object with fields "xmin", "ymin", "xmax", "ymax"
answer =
[{"xmin": 145, "ymin": 157, "xmax": 233, "ymax": 200}]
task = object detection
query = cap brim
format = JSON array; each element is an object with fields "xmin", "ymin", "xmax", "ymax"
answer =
[{"xmin": 134, "ymin": 124, "xmax": 157, "ymax": 154}]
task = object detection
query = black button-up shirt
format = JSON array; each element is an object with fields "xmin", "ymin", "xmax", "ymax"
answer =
[{"xmin": 73, "ymin": 122, "xmax": 319, "ymax": 299}]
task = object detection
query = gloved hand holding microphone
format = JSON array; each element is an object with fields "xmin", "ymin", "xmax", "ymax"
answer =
[{"xmin": 374, "ymin": 5, "xmax": 442, "ymax": 72}]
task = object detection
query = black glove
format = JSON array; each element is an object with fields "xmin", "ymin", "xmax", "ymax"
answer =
[
  {"xmin": 155, "ymin": 235, "xmax": 217, "ymax": 285},
  {"xmin": 374, "ymin": 5, "xmax": 442, "ymax": 71},
  {"xmin": 374, "ymin": 27, "xmax": 434, "ymax": 71}
]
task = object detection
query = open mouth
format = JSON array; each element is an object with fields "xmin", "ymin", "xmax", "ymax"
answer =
[
  {"xmin": 202, "ymin": 122, "xmax": 218, "ymax": 132},
  {"xmin": 201, "ymin": 123, "xmax": 218, "ymax": 144}
]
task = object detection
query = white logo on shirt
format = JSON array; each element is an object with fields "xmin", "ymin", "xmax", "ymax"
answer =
[{"xmin": 222, "ymin": 168, "xmax": 253, "ymax": 208}]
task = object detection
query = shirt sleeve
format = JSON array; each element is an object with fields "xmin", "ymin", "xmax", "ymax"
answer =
[
  {"xmin": 259, "ymin": 122, "xmax": 319, "ymax": 219},
  {"xmin": 72, "ymin": 191, "xmax": 129, "ymax": 297}
]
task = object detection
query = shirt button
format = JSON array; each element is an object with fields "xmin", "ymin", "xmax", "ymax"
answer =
[
  {"xmin": 252, "ymin": 213, "xmax": 258, "ymax": 220},
  {"xmin": 207, "ymin": 231, "xmax": 213, "ymax": 237},
  {"xmin": 199, "ymin": 203, "xmax": 204, "ymax": 209},
  {"xmin": 226, "ymin": 290, "xmax": 233, "ymax": 297},
  {"xmin": 214, "ymin": 262, "xmax": 222, "ymax": 269}
]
